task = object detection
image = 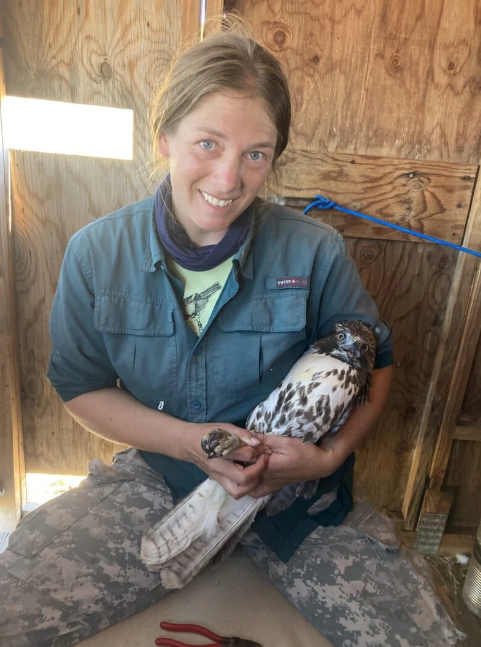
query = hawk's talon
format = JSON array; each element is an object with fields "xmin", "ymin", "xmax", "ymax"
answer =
[{"xmin": 201, "ymin": 428, "xmax": 247, "ymax": 458}]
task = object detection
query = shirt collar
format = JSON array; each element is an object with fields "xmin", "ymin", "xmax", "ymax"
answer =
[{"xmin": 141, "ymin": 198, "xmax": 167, "ymax": 272}]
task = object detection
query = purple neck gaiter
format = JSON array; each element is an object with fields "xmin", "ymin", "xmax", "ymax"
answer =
[{"xmin": 155, "ymin": 177, "xmax": 251, "ymax": 272}]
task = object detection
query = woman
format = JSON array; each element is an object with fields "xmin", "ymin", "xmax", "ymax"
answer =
[{"xmin": 0, "ymin": 26, "xmax": 397, "ymax": 647}]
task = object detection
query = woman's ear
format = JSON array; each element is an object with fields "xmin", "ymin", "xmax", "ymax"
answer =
[{"xmin": 158, "ymin": 133, "xmax": 170, "ymax": 158}]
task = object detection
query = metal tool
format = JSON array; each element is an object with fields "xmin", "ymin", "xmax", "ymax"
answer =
[{"xmin": 155, "ymin": 621, "xmax": 262, "ymax": 647}]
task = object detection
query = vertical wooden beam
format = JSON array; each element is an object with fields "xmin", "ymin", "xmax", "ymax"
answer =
[
  {"xmin": 181, "ymin": 0, "xmax": 202, "ymax": 44},
  {"xmin": 181, "ymin": 0, "xmax": 224, "ymax": 44},
  {"xmin": 0, "ymin": 10, "xmax": 25, "ymax": 531},
  {"xmin": 402, "ymin": 170, "xmax": 481, "ymax": 529},
  {"xmin": 204, "ymin": 0, "xmax": 224, "ymax": 37},
  {"xmin": 426, "ymin": 260, "xmax": 481, "ymax": 490}
]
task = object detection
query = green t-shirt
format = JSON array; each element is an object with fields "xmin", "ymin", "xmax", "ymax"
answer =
[{"xmin": 170, "ymin": 257, "xmax": 234, "ymax": 334}]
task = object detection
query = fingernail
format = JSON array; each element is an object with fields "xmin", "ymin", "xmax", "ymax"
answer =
[{"xmin": 248, "ymin": 437, "xmax": 261, "ymax": 446}]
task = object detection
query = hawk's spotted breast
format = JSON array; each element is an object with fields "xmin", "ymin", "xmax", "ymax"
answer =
[{"xmin": 247, "ymin": 319, "xmax": 376, "ymax": 444}]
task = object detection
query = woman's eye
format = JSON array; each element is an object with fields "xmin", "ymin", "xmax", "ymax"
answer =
[
  {"xmin": 200, "ymin": 140, "xmax": 214, "ymax": 150},
  {"xmin": 248, "ymin": 151, "xmax": 264, "ymax": 161}
]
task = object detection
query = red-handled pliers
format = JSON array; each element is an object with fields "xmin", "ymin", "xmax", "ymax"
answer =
[{"xmin": 155, "ymin": 621, "xmax": 262, "ymax": 647}]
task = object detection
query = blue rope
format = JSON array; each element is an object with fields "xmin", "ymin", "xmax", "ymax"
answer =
[{"xmin": 304, "ymin": 195, "xmax": 481, "ymax": 259}]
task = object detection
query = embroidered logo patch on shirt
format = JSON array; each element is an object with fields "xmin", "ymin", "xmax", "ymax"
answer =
[{"xmin": 276, "ymin": 277, "xmax": 309, "ymax": 289}]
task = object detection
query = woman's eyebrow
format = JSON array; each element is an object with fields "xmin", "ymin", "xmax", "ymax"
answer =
[{"xmin": 195, "ymin": 127, "xmax": 275, "ymax": 149}]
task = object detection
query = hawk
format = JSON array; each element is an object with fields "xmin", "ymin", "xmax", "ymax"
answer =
[{"xmin": 141, "ymin": 320, "xmax": 376, "ymax": 588}]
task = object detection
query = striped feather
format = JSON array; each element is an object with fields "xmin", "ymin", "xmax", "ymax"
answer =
[
  {"xmin": 141, "ymin": 478, "xmax": 226, "ymax": 566},
  {"xmin": 159, "ymin": 494, "xmax": 267, "ymax": 589}
]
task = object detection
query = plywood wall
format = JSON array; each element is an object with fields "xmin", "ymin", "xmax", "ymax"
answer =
[{"xmin": 4, "ymin": 0, "xmax": 181, "ymax": 475}]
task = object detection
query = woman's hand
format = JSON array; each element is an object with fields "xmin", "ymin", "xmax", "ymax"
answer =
[
  {"xmin": 248, "ymin": 435, "xmax": 339, "ymax": 499},
  {"xmin": 185, "ymin": 422, "xmax": 271, "ymax": 500}
]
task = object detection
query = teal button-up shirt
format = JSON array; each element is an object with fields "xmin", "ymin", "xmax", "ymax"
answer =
[{"xmin": 48, "ymin": 197, "xmax": 392, "ymax": 559}]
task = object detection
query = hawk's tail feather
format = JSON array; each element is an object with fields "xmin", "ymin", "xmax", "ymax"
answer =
[
  {"xmin": 140, "ymin": 478, "xmax": 227, "ymax": 567},
  {"xmin": 159, "ymin": 494, "xmax": 268, "ymax": 589}
]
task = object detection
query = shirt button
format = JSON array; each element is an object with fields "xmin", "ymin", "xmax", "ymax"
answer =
[
  {"xmin": 194, "ymin": 346, "xmax": 202, "ymax": 356},
  {"xmin": 191, "ymin": 400, "xmax": 202, "ymax": 411},
  {"xmin": 375, "ymin": 326, "xmax": 381, "ymax": 334}
]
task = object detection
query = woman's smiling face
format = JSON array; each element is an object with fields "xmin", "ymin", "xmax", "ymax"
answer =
[{"xmin": 158, "ymin": 91, "xmax": 278, "ymax": 246}]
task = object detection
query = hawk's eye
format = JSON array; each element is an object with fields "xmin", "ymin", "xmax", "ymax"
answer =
[
  {"xmin": 361, "ymin": 342, "xmax": 369, "ymax": 352},
  {"xmin": 336, "ymin": 332, "xmax": 346, "ymax": 341}
]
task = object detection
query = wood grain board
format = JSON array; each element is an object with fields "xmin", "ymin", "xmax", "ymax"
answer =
[
  {"xmin": 3, "ymin": 0, "xmax": 181, "ymax": 475},
  {"xmin": 10, "ymin": 152, "xmax": 135, "ymax": 474},
  {"xmin": 402, "ymin": 174, "xmax": 481, "ymax": 529},
  {"xmin": 0, "ymin": 12, "xmax": 25, "ymax": 531},
  {"xmin": 181, "ymin": 0, "xmax": 201, "ymax": 44},
  {"xmin": 454, "ymin": 427, "xmax": 481, "ymax": 442},
  {"xmin": 459, "ymin": 337, "xmax": 481, "ymax": 429},
  {"xmin": 444, "ymin": 440, "xmax": 481, "ymax": 529},
  {"xmin": 234, "ymin": 0, "xmax": 481, "ymax": 164},
  {"xmin": 271, "ymin": 149, "xmax": 476, "ymax": 243},
  {"xmin": 345, "ymin": 237, "xmax": 459, "ymax": 510},
  {"xmin": 4, "ymin": 0, "xmax": 181, "ymax": 193}
]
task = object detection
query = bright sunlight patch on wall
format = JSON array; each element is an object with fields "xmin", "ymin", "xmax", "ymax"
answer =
[
  {"xmin": 26, "ymin": 473, "xmax": 86, "ymax": 505},
  {"xmin": 2, "ymin": 97, "xmax": 133, "ymax": 160}
]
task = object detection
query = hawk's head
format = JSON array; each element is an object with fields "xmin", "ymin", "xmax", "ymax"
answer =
[{"xmin": 313, "ymin": 320, "xmax": 377, "ymax": 375}]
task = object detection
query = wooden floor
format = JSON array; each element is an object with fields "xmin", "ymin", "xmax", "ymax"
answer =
[{"xmin": 426, "ymin": 555, "xmax": 481, "ymax": 647}]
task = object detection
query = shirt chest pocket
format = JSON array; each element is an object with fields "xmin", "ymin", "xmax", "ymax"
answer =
[
  {"xmin": 213, "ymin": 292, "xmax": 308, "ymax": 397},
  {"xmin": 94, "ymin": 290, "xmax": 178, "ymax": 399}
]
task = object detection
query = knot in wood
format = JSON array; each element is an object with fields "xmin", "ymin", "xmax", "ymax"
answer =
[
  {"xmin": 100, "ymin": 61, "xmax": 113, "ymax": 79},
  {"xmin": 274, "ymin": 30, "xmax": 286, "ymax": 47},
  {"xmin": 410, "ymin": 179, "xmax": 424, "ymax": 192},
  {"xmin": 404, "ymin": 405, "xmax": 417, "ymax": 419},
  {"xmin": 360, "ymin": 246, "xmax": 376, "ymax": 264},
  {"xmin": 263, "ymin": 21, "xmax": 292, "ymax": 52},
  {"xmin": 391, "ymin": 54, "xmax": 401, "ymax": 68},
  {"xmin": 438, "ymin": 255, "xmax": 451, "ymax": 270}
]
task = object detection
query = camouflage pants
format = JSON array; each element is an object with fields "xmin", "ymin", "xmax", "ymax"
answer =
[{"xmin": 0, "ymin": 449, "xmax": 462, "ymax": 647}]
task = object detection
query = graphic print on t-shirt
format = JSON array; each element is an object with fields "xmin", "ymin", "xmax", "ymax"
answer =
[
  {"xmin": 183, "ymin": 282, "xmax": 222, "ymax": 333},
  {"xmin": 169, "ymin": 256, "xmax": 234, "ymax": 335}
]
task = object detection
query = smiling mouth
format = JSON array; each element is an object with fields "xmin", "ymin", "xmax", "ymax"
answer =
[{"xmin": 200, "ymin": 190, "xmax": 235, "ymax": 208}]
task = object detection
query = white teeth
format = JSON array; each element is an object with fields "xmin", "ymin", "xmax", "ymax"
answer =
[{"xmin": 201, "ymin": 191, "xmax": 233, "ymax": 207}]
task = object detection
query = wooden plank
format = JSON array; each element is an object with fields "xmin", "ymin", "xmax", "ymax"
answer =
[
  {"xmin": 235, "ymin": 0, "xmax": 481, "ymax": 164},
  {"xmin": 204, "ymin": 0, "xmax": 225, "ymax": 37},
  {"xmin": 445, "ymin": 440, "xmax": 481, "ymax": 528},
  {"xmin": 402, "ymin": 171, "xmax": 481, "ymax": 529},
  {"xmin": 0, "ymin": 10, "xmax": 25, "ymax": 531},
  {"xmin": 181, "ymin": 0, "xmax": 201, "ymax": 44},
  {"xmin": 427, "ymin": 263, "xmax": 481, "ymax": 489},
  {"xmin": 271, "ymin": 149, "xmax": 475, "ymax": 243},
  {"xmin": 458, "ymin": 333, "xmax": 481, "ymax": 428},
  {"xmin": 3, "ymin": 0, "xmax": 181, "ymax": 182},
  {"xmin": 11, "ymin": 152, "xmax": 132, "ymax": 475},
  {"xmin": 3, "ymin": 1, "xmax": 181, "ymax": 476},
  {"xmin": 454, "ymin": 427, "xmax": 481, "ymax": 442},
  {"xmin": 346, "ymin": 238, "xmax": 459, "ymax": 512}
]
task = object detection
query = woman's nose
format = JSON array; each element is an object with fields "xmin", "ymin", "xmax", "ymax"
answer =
[{"xmin": 212, "ymin": 155, "xmax": 241, "ymax": 193}]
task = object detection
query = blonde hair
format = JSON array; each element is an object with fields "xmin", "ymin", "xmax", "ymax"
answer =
[{"xmin": 150, "ymin": 19, "xmax": 291, "ymax": 179}]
